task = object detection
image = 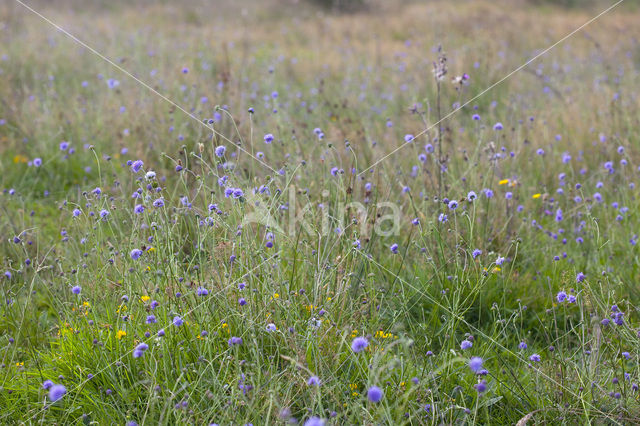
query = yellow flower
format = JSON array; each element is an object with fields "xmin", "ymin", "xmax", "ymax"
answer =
[
  {"xmin": 141, "ymin": 296, "xmax": 150, "ymax": 302},
  {"xmin": 147, "ymin": 247, "xmax": 156, "ymax": 253},
  {"xmin": 532, "ymin": 193, "xmax": 541, "ymax": 199},
  {"xmin": 498, "ymin": 179, "xmax": 509, "ymax": 185},
  {"xmin": 273, "ymin": 293, "xmax": 280, "ymax": 299},
  {"xmin": 13, "ymin": 155, "xmax": 28, "ymax": 164},
  {"xmin": 16, "ymin": 362, "xmax": 24, "ymax": 367},
  {"xmin": 116, "ymin": 330, "xmax": 127, "ymax": 339},
  {"xmin": 492, "ymin": 267, "xmax": 501, "ymax": 273}
]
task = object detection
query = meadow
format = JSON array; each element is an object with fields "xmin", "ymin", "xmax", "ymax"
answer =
[{"xmin": 2, "ymin": 0, "xmax": 640, "ymax": 423}]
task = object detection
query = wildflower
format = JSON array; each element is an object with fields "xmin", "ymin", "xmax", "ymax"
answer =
[
  {"xmin": 367, "ymin": 386, "xmax": 383, "ymax": 403},
  {"xmin": 228, "ymin": 336, "xmax": 243, "ymax": 346},
  {"xmin": 493, "ymin": 122, "xmax": 503, "ymax": 131},
  {"xmin": 266, "ymin": 323, "xmax": 276, "ymax": 332},
  {"xmin": 448, "ymin": 200, "xmax": 458, "ymax": 210},
  {"xmin": 130, "ymin": 249, "xmax": 143, "ymax": 260},
  {"xmin": 49, "ymin": 384, "xmax": 67, "ymax": 402},
  {"xmin": 215, "ymin": 146, "xmax": 226, "ymax": 157},
  {"xmin": 307, "ymin": 376, "xmax": 321, "ymax": 386},
  {"xmin": 461, "ymin": 340, "xmax": 472, "ymax": 350},
  {"xmin": 475, "ymin": 380, "xmax": 487, "ymax": 393},
  {"xmin": 351, "ymin": 337, "xmax": 368, "ymax": 353},
  {"xmin": 438, "ymin": 213, "xmax": 448, "ymax": 223},
  {"xmin": 264, "ymin": 134, "xmax": 274, "ymax": 144},
  {"xmin": 472, "ymin": 249, "xmax": 482, "ymax": 259},
  {"xmin": 71, "ymin": 286, "xmax": 81, "ymax": 295},
  {"xmin": 134, "ymin": 204, "xmax": 145, "ymax": 214},
  {"xmin": 518, "ymin": 341, "xmax": 527, "ymax": 350},
  {"xmin": 404, "ymin": 134, "xmax": 414, "ymax": 143},
  {"xmin": 390, "ymin": 243, "xmax": 399, "ymax": 254},
  {"xmin": 133, "ymin": 342, "xmax": 149, "ymax": 358},
  {"xmin": 197, "ymin": 287, "xmax": 209, "ymax": 296},
  {"xmin": 467, "ymin": 191, "xmax": 477, "ymax": 201},
  {"xmin": 153, "ymin": 198, "xmax": 165, "ymax": 208},
  {"xmin": 146, "ymin": 315, "xmax": 157, "ymax": 324},
  {"xmin": 469, "ymin": 357, "xmax": 483, "ymax": 373},
  {"xmin": 99, "ymin": 209, "xmax": 109, "ymax": 219},
  {"xmin": 173, "ymin": 316, "xmax": 184, "ymax": 327},
  {"xmin": 529, "ymin": 354, "xmax": 541, "ymax": 362},
  {"xmin": 576, "ymin": 272, "xmax": 586, "ymax": 283},
  {"xmin": 116, "ymin": 330, "xmax": 126, "ymax": 339},
  {"xmin": 145, "ymin": 171, "xmax": 156, "ymax": 180},
  {"xmin": 304, "ymin": 417, "xmax": 325, "ymax": 426},
  {"xmin": 131, "ymin": 160, "xmax": 143, "ymax": 173},
  {"xmin": 556, "ymin": 291, "xmax": 567, "ymax": 303}
]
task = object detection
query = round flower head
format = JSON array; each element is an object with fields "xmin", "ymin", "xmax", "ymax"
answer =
[
  {"xmin": 131, "ymin": 160, "xmax": 144, "ymax": 173},
  {"xmin": 215, "ymin": 145, "xmax": 226, "ymax": 157},
  {"xmin": 448, "ymin": 200, "xmax": 458, "ymax": 210},
  {"xmin": 172, "ymin": 316, "xmax": 184, "ymax": 327},
  {"xmin": 390, "ymin": 243, "xmax": 399, "ymax": 254},
  {"xmin": 351, "ymin": 336, "xmax": 368, "ymax": 353},
  {"xmin": 49, "ymin": 384, "xmax": 67, "ymax": 402},
  {"xmin": 130, "ymin": 249, "xmax": 143, "ymax": 260},
  {"xmin": 469, "ymin": 357, "xmax": 483, "ymax": 373},
  {"xmin": 556, "ymin": 291, "xmax": 567, "ymax": 303},
  {"xmin": 197, "ymin": 287, "xmax": 209, "ymax": 296},
  {"xmin": 304, "ymin": 417, "xmax": 325, "ymax": 426},
  {"xmin": 367, "ymin": 386, "xmax": 383, "ymax": 403},
  {"xmin": 264, "ymin": 133, "xmax": 274, "ymax": 144},
  {"xmin": 529, "ymin": 353, "xmax": 541, "ymax": 362},
  {"xmin": 42, "ymin": 380, "xmax": 54, "ymax": 390},
  {"xmin": 461, "ymin": 340, "xmax": 473, "ymax": 350},
  {"xmin": 404, "ymin": 134, "xmax": 414, "ymax": 143},
  {"xmin": 71, "ymin": 285, "xmax": 81, "ymax": 295},
  {"xmin": 307, "ymin": 376, "xmax": 321, "ymax": 386}
]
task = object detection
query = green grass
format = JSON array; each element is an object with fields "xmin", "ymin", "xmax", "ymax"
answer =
[{"xmin": 1, "ymin": 0, "xmax": 640, "ymax": 424}]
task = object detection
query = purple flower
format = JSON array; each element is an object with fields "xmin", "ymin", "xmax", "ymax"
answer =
[
  {"xmin": 33, "ymin": 158, "xmax": 42, "ymax": 167},
  {"xmin": 493, "ymin": 122, "xmax": 503, "ymax": 131},
  {"xmin": 134, "ymin": 204, "xmax": 145, "ymax": 214},
  {"xmin": 351, "ymin": 337, "xmax": 368, "ymax": 353},
  {"xmin": 71, "ymin": 286, "xmax": 81, "ymax": 295},
  {"xmin": 518, "ymin": 341, "xmax": 527, "ymax": 350},
  {"xmin": 59, "ymin": 141, "xmax": 70, "ymax": 151},
  {"xmin": 153, "ymin": 198, "xmax": 165, "ymax": 208},
  {"xmin": 469, "ymin": 357, "xmax": 483, "ymax": 373},
  {"xmin": 475, "ymin": 380, "xmax": 487, "ymax": 393},
  {"xmin": 448, "ymin": 200, "xmax": 458, "ymax": 210},
  {"xmin": 472, "ymin": 249, "xmax": 482, "ymax": 259},
  {"xmin": 131, "ymin": 160, "xmax": 144, "ymax": 173},
  {"xmin": 367, "ymin": 386, "xmax": 383, "ymax": 403},
  {"xmin": 42, "ymin": 380, "xmax": 54, "ymax": 390},
  {"xmin": 146, "ymin": 315, "xmax": 157, "ymax": 324},
  {"xmin": 49, "ymin": 384, "xmax": 67, "ymax": 401},
  {"xmin": 304, "ymin": 417, "xmax": 325, "ymax": 426},
  {"xmin": 404, "ymin": 134, "xmax": 414, "ymax": 143},
  {"xmin": 576, "ymin": 272, "xmax": 586, "ymax": 283},
  {"xmin": 307, "ymin": 376, "xmax": 321, "ymax": 386},
  {"xmin": 228, "ymin": 336, "xmax": 243, "ymax": 346},
  {"xmin": 461, "ymin": 340, "xmax": 473, "ymax": 350},
  {"xmin": 390, "ymin": 243, "xmax": 399, "ymax": 254},
  {"xmin": 130, "ymin": 249, "xmax": 143, "ymax": 260},
  {"xmin": 529, "ymin": 353, "xmax": 541, "ymax": 362},
  {"xmin": 556, "ymin": 291, "xmax": 567, "ymax": 303},
  {"xmin": 215, "ymin": 146, "xmax": 226, "ymax": 157},
  {"xmin": 173, "ymin": 316, "xmax": 184, "ymax": 327},
  {"xmin": 264, "ymin": 134, "xmax": 274, "ymax": 144},
  {"xmin": 197, "ymin": 287, "xmax": 209, "ymax": 296}
]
